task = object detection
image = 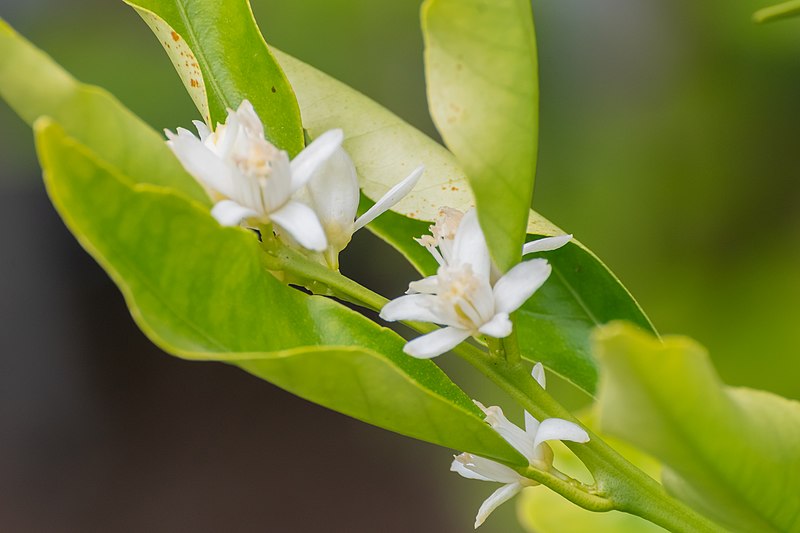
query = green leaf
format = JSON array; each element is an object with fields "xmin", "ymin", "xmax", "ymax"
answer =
[
  {"xmin": 754, "ymin": 0, "xmax": 800, "ymax": 23},
  {"xmin": 516, "ymin": 241, "xmax": 655, "ymax": 395},
  {"xmin": 595, "ymin": 322, "xmax": 800, "ymax": 533},
  {"xmin": 421, "ymin": 0, "xmax": 539, "ymax": 272},
  {"xmin": 0, "ymin": 18, "xmax": 207, "ymax": 204},
  {"xmin": 272, "ymin": 48, "xmax": 479, "ymax": 228},
  {"xmin": 35, "ymin": 118, "xmax": 525, "ymax": 466},
  {"xmin": 275, "ymin": 48, "xmax": 653, "ymax": 395},
  {"xmin": 124, "ymin": 0, "xmax": 304, "ymax": 155},
  {"xmin": 274, "ymin": 47, "xmax": 565, "ymax": 236}
]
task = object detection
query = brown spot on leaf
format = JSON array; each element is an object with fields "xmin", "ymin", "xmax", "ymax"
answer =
[
  {"xmin": 171, "ymin": 31, "xmax": 180, "ymax": 41},
  {"xmin": 190, "ymin": 79, "xmax": 200, "ymax": 88}
]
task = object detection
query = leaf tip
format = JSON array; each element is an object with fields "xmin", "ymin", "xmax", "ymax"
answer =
[
  {"xmin": 32, "ymin": 115, "xmax": 62, "ymax": 154},
  {"xmin": 0, "ymin": 17, "xmax": 12, "ymax": 35}
]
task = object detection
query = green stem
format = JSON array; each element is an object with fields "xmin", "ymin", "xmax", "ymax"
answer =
[
  {"xmin": 516, "ymin": 466, "xmax": 615, "ymax": 513},
  {"xmin": 501, "ymin": 320, "xmax": 522, "ymax": 366},
  {"xmin": 262, "ymin": 242, "xmax": 387, "ymax": 310},
  {"xmin": 486, "ymin": 325, "xmax": 522, "ymax": 366},
  {"xmin": 265, "ymin": 245, "xmax": 724, "ymax": 533},
  {"xmin": 485, "ymin": 337, "xmax": 504, "ymax": 358}
]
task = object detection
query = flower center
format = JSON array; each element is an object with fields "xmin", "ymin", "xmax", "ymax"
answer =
[
  {"xmin": 435, "ymin": 264, "xmax": 494, "ymax": 330},
  {"xmin": 417, "ymin": 207, "xmax": 464, "ymax": 266},
  {"xmin": 234, "ymin": 138, "xmax": 279, "ymax": 180},
  {"xmin": 206, "ymin": 123, "xmax": 292, "ymax": 215}
]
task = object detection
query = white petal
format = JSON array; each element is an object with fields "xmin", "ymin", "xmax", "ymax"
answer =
[
  {"xmin": 522, "ymin": 234, "xmax": 572, "ymax": 255},
  {"xmin": 474, "ymin": 483, "xmax": 523, "ymax": 529},
  {"xmin": 166, "ymin": 133, "xmax": 235, "ymax": 198},
  {"xmin": 492, "ymin": 258, "xmax": 552, "ymax": 314},
  {"xmin": 353, "ymin": 165, "xmax": 424, "ymax": 231},
  {"xmin": 406, "ymin": 275, "xmax": 439, "ymax": 294},
  {"xmin": 476, "ymin": 403, "xmax": 537, "ymax": 460},
  {"xmin": 192, "ymin": 120, "xmax": 212, "ymax": 140},
  {"xmin": 453, "ymin": 209, "xmax": 491, "ymax": 280},
  {"xmin": 290, "ymin": 129, "xmax": 344, "ymax": 190},
  {"xmin": 306, "ymin": 147, "xmax": 360, "ymax": 237},
  {"xmin": 215, "ymin": 110, "xmax": 242, "ymax": 158},
  {"xmin": 403, "ymin": 326, "xmax": 471, "ymax": 359},
  {"xmin": 524, "ymin": 411, "xmax": 540, "ymax": 436},
  {"xmin": 270, "ymin": 200, "xmax": 328, "ymax": 252},
  {"xmin": 210, "ymin": 200, "xmax": 258, "ymax": 226},
  {"xmin": 450, "ymin": 455, "xmax": 493, "ymax": 482},
  {"xmin": 379, "ymin": 294, "xmax": 441, "ymax": 323},
  {"xmin": 262, "ymin": 151, "xmax": 294, "ymax": 213},
  {"xmin": 478, "ymin": 312, "xmax": 512, "ymax": 338},
  {"xmin": 174, "ymin": 126, "xmax": 196, "ymax": 139},
  {"xmin": 532, "ymin": 418, "xmax": 590, "ymax": 450},
  {"xmin": 453, "ymin": 453, "xmax": 522, "ymax": 484},
  {"xmin": 235, "ymin": 99, "xmax": 265, "ymax": 134},
  {"xmin": 531, "ymin": 362, "xmax": 546, "ymax": 389}
]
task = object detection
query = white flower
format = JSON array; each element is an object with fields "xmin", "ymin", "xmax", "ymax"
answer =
[
  {"xmin": 165, "ymin": 100, "xmax": 342, "ymax": 252},
  {"xmin": 301, "ymin": 146, "xmax": 424, "ymax": 268},
  {"xmin": 379, "ymin": 209, "xmax": 554, "ymax": 359},
  {"xmin": 451, "ymin": 364, "xmax": 590, "ymax": 528}
]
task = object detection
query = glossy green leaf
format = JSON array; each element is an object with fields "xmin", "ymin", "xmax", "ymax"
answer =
[
  {"xmin": 421, "ymin": 0, "xmax": 539, "ymax": 272},
  {"xmin": 754, "ymin": 0, "xmax": 800, "ymax": 23},
  {"xmin": 0, "ymin": 18, "xmax": 206, "ymax": 204},
  {"xmin": 35, "ymin": 119, "xmax": 525, "ymax": 466},
  {"xmin": 595, "ymin": 322, "xmax": 800, "ymax": 532},
  {"xmin": 276, "ymin": 49, "xmax": 652, "ymax": 395},
  {"xmin": 516, "ymin": 241, "xmax": 655, "ymax": 395},
  {"xmin": 124, "ymin": 0, "xmax": 304, "ymax": 155}
]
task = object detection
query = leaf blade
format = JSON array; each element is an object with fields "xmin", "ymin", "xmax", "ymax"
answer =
[
  {"xmin": 595, "ymin": 322, "xmax": 800, "ymax": 532},
  {"xmin": 421, "ymin": 0, "xmax": 539, "ymax": 272},
  {"xmin": 516, "ymin": 240, "xmax": 655, "ymax": 395}
]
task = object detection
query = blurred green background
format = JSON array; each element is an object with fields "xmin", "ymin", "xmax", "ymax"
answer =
[{"xmin": 1, "ymin": 0, "xmax": 798, "ymax": 531}]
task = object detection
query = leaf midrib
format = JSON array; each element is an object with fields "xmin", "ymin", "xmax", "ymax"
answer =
[{"xmin": 173, "ymin": 0, "xmax": 232, "ymax": 116}]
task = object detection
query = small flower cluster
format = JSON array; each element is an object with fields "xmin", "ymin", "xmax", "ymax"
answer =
[
  {"xmin": 166, "ymin": 100, "xmax": 422, "ymax": 269},
  {"xmin": 166, "ymin": 100, "xmax": 588, "ymax": 530}
]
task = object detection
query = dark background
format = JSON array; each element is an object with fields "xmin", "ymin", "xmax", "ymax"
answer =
[{"xmin": 2, "ymin": 1, "xmax": 799, "ymax": 531}]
